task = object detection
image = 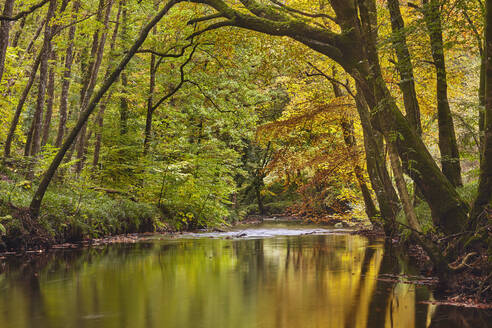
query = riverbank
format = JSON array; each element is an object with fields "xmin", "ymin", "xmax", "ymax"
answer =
[{"xmin": 0, "ymin": 171, "xmax": 169, "ymax": 252}]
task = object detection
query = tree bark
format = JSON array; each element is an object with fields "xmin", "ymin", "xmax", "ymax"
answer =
[
  {"xmin": 0, "ymin": 0, "xmax": 15, "ymax": 82},
  {"xmin": 388, "ymin": 142, "xmax": 422, "ymax": 233},
  {"xmin": 386, "ymin": 0, "xmax": 421, "ymax": 134},
  {"xmin": 480, "ymin": 52, "xmax": 486, "ymax": 162},
  {"xmin": 55, "ymin": 0, "xmax": 80, "ymax": 148},
  {"xmin": 355, "ymin": 90, "xmax": 400, "ymax": 233},
  {"xmin": 30, "ymin": 0, "xmax": 179, "ymax": 218},
  {"xmin": 41, "ymin": 50, "xmax": 57, "ymax": 147},
  {"xmin": 75, "ymin": 0, "xmax": 113, "ymax": 174},
  {"xmin": 119, "ymin": 1, "xmax": 129, "ymax": 136},
  {"xmin": 4, "ymin": 49, "xmax": 42, "ymax": 157},
  {"xmin": 26, "ymin": 0, "xmax": 57, "ymax": 158},
  {"xmin": 470, "ymin": 0, "xmax": 492, "ymax": 229},
  {"xmin": 356, "ymin": 0, "xmax": 467, "ymax": 234},
  {"xmin": 11, "ymin": 16, "xmax": 25, "ymax": 48},
  {"xmin": 93, "ymin": 1, "xmax": 122, "ymax": 168},
  {"xmin": 143, "ymin": 0, "xmax": 159, "ymax": 155},
  {"xmin": 386, "ymin": 0, "xmax": 424, "ymax": 204},
  {"xmin": 422, "ymin": 0, "xmax": 463, "ymax": 187},
  {"xmin": 143, "ymin": 53, "xmax": 156, "ymax": 154}
]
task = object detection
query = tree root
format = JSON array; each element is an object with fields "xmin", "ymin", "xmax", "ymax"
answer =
[{"xmin": 448, "ymin": 252, "xmax": 478, "ymax": 271}]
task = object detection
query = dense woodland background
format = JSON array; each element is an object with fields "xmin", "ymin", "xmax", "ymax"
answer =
[{"xmin": 0, "ymin": 0, "xmax": 491, "ymax": 295}]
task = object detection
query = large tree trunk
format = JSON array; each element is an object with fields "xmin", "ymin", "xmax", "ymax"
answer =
[
  {"xmin": 55, "ymin": 0, "xmax": 80, "ymax": 148},
  {"xmin": 355, "ymin": 90, "xmax": 400, "ymax": 233},
  {"xmin": 386, "ymin": 0, "xmax": 421, "ymax": 134},
  {"xmin": 422, "ymin": 0, "xmax": 463, "ymax": 187},
  {"xmin": 355, "ymin": 0, "xmax": 468, "ymax": 235},
  {"xmin": 30, "ymin": 0, "xmax": 179, "ymax": 218},
  {"xmin": 0, "ymin": 0, "xmax": 15, "ymax": 82},
  {"xmin": 470, "ymin": 0, "xmax": 492, "ymax": 229},
  {"xmin": 386, "ymin": 0, "xmax": 424, "ymax": 203}
]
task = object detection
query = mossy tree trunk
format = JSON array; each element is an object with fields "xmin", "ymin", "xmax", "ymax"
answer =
[
  {"xmin": 355, "ymin": 93, "xmax": 400, "ymax": 233},
  {"xmin": 422, "ymin": 0, "xmax": 463, "ymax": 187},
  {"xmin": 470, "ymin": 0, "xmax": 492, "ymax": 229},
  {"xmin": 0, "ymin": 0, "xmax": 14, "ymax": 83},
  {"xmin": 386, "ymin": 0, "xmax": 422, "ymax": 135}
]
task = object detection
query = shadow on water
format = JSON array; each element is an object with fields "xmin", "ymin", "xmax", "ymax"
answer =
[{"xmin": 0, "ymin": 224, "xmax": 490, "ymax": 328}]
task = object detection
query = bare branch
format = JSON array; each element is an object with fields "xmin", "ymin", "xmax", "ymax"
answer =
[
  {"xmin": 151, "ymin": 43, "xmax": 200, "ymax": 112},
  {"xmin": 269, "ymin": 0, "xmax": 337, "ymax": 22},
  {"xmin": 188, "ymin": 13, "xmax": 224, "ymax": 24},
  {"xmin": 305, "ymin": 61, "xmax": 355, "ymax": 99},
  {"xmin": 137, "ymin": 43, "xmax": 192, "ymax": 58},
  {"xmin": 186, "ymin": 21, "xmax": 234, "ymax": 39},
  {"xmin": 188, "ymin": 80, "xmax": 234, "ymax": 113},
  {"xmin": 0, "ymin": 0, "xmax": 50, "ymax": 21}
]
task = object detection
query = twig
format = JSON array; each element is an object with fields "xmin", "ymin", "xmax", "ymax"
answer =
[
  {"xmin": 305, "ymin": 61, "xmax": 356, "ymax": 99},
  {"xmin": 269, "ymin": 0, "xmax": 337, "ymax": 22},
  {"xmin": 0, "ymin": 0, "xmax": 49, "ymax": 21}
]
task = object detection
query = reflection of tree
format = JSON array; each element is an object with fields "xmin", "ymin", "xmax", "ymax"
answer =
[
  {"xmin": 428, "ymin": 305, "xmax": 492, "ymax": 327},
  {"xmin": 0, "ymin": 236, "xmax": 488, "ymax": 328}
]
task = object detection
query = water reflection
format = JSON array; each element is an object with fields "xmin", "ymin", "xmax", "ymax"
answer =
[{"xmin": 0, "ymin": 232, "xmax": 490, "ymax": 328}]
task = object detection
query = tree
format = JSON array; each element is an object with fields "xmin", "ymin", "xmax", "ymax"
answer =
[
  {"xmin": 470, "ymin": 0, "xmax": 492, "ymax": 229},
  {"xmin": 182, "ymin": 0, "xmax": 468, "ymax": 235},
  {"xmin": 0, "ymin": 0, "xmax": 15, "ymax": 82},
  {"xmin": 24, "ymin": 0, "xmax": 57, "ymax": 159},
  {"xmin": 29, "ymin": 0, "xmax": 180, "ymax": 218},
  {"xmin": 421, "ymin": 0, "xmax": 463, "ymax": 187},
  {"xmin": 55, "ymin": 0, "xmax": 80, "ymax": 148}
]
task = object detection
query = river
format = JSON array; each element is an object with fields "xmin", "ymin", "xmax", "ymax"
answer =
[{"xmin": 0, "ymin": 222, "xmax": 490, "ymax": 327}]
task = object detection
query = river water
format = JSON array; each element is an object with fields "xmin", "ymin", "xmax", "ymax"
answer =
[{"xmin": 0, "ymin": 223, "xmax": 490, "ymax": 327}]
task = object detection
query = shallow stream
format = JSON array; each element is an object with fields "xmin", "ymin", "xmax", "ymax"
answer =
[{"xmin": 0, "ymin": 222, "xmax": 490, "ymax": 327}]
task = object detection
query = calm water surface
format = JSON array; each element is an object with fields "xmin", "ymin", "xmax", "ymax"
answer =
[{"xmin": 0, "ymin": 223, "xmax": 490, "ymax": 328}]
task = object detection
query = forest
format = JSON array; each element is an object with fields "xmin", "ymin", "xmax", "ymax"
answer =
[{"xmin": 0, "ymin": 0, "xmax": 491, "ymax": 309}]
